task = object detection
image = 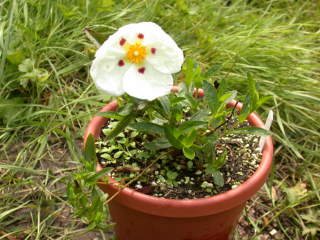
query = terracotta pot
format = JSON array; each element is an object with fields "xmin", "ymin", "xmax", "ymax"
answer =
[{"xmin": 84, "ymin": 100, "xmax": 273, "ymax": 240}]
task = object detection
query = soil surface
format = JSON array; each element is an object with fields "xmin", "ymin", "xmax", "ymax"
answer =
[{"xmin": 96, "ymin": 122, "xmax": 262, "ymax": 199}]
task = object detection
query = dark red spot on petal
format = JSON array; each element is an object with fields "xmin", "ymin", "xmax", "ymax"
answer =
[
  {"xmin": 118, "ymin": 60, "xmax": 125, "ymax": 67},
  {"xmin": 138, "ymin": 67, "xmax": 145, "ymax": 74},
  {"xmin": 119, "ymin": 38, "xmax": 126, "ymax": 46},
  {"xmin": 151, "ymin": 48, "xmax": 156, "ymax": 54},
  {"xmin": 138, "ymin": 33, "xmax": 144, "ymax": 39}
]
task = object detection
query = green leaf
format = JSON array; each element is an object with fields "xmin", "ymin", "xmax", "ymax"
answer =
[
  {"xmin": 172, "ymin": 128, "xmax": 182, "ymax": 138},
  {"xmin": 238, "ymin": 95, "xmax": 251, "ymax": 122},
  {"xmin": 96, "ymin": 111, "xmax": 123, "ymax": 120},
  {"xmin": 144, "ymin": 138, "xmax": 172, "ymax": 151},
  {"xmin": 190, "ymin": 110, "xmax": 209, "ymax": 121},
  {"xmin": 105, "ymin": 105, "xmax": 138, "ymax": 140},
  {"xmin": 187, "ymin": 161, "xmax": 193, "ymax": 169},
  {"xmin": 183, "ymin": 58, "xmax": 203, "ymax": 88},
  {"xmin": 84, "ymin": 134, "xmax": 97, "ymax": 171},
  {"xmin": 113, "ymin": 151, "xmax": 123, "ymax": 158},
  {"xmin": 6, "ymin": 49, "xmax": 25, "ymax": 65},
  {"xmin": 216, "ymin": 78, "xmax": 227, "ymax": 98},
  {"xmin": 179, "ymin": 120, "xmax": 206, "ymax": 133},
  {"xmin": 67, "ymin": 182, "xmax": 76, "ymax": 200},
  {"xmin": 231, "ymin": 127, "xmax": 270, "ymax": 136},
  {"xmin": 166, "ymin": 170, "xmax": 178, "ymax": 181},
  {"xmin": 183, "ymin": 147, "xmax": 195, "ymax": 160},
  {"xmin": 237, "ymin": 74, "xmax": 262, "ymax": 122},
  {"xmin": 170, "ymin": 97, "xmax": 185, "ymax": 105},
  {"xmin": 19, "ymin": 68, "xmax": 50, "ymax": 86},
  {"xmin": 34, "ymin": 68, "xmax": 50, "ymax": 82},
  {"xmin": 203, "ymin": 81, "xmax": 218, "ymax": 114},
  {"xmin": 164, "ymin": 125, "xmax": 183, "ymax": 149},
  {"xmin": 205, "ymin": 164, "xmax": 224, "ymax": 187},
  {"xmin": 205, "ymin": 163, "xmax": 215, "ymax": 175},
  {"xmin": 130, "ymin": 122, "xmax": 164, "ymax": 135},
  {"xmin": 203, "ymin": 141, "xmax": 216, "ymax": 164},
  {"xmin": 213, "ymin": 150, "xmax": 227, "ymax": 169},
  {"xmin": 193, "ymin": 69, "xmax": 204, "ymax": 88},
  {"xmin": 183, "ymin": 58, "xmax": 195, "ymax": 87},
  {"xmin": 257, "ymin": 96, "xmax": 271, "ymax": 108},
  {"xmin": 219, "ymin": 90, "xmax": 237, "ymax": 104},
  {"xmin": 92, "ymin": 167, "xmax": 112, "ymax": 182},
  {"xmin": 171, "ymin": 103, "xmax": 184, "ymax": 122},
  {"xmin": 182, "ymin": 130, "xmax": 197, "ymax": 148},
  {"xmin": 247, "ymin": 73, "xmax": 259, "ymax": 111},
  {"xmin": 18, "ymin": 58, "xmax": 34, "ymax": 72},
  {"xmin": 158, "ymin": 96, "xmax": 171, "ymax": 118},
  {"xmin": 100, "ymin": 153, "xmax": 112, "ymax": 160},
  {"xmin": 212, "ymin": 171, "xmax": 224, "ymax": 187}
]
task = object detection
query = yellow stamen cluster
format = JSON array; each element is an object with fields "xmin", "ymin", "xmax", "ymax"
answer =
[{"xmin": 126, "ymin": 42, "xmax": 147, "ymax": 64}]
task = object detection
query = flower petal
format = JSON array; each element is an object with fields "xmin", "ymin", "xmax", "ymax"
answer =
[
  {"xmin": 90, "ymin": 57, "xmax": 128, "ymax": 96},
  {"xmin": 122, "ymin": 64, "xmax": 173, "ymax": 101},
  {"xmin": 146, "ymin": 41, "xmax": 184, "ymax": 74},
  {"xmin": 97, "ymin": 23, "xmax": 148, "ymax": 54},
  {"xmin": 135, "ymin": 22, "xmax": 183, "ymax": 74},
  {"xmin": 99, "ymin": 22, "xmax": 183, "ymax": 75},
  {"xmin": 94, "ymin": 30, "xmax": 126, "ymax": 59}
]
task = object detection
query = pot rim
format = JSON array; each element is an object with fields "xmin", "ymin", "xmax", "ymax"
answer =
[{"xmin": 84, "ymin": 100, "xmax": 273, "ymax": 218}]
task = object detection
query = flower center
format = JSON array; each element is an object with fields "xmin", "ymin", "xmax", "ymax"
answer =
[{"xmin": 126, "ymin": 43, "xmax": 147, "ymax": 64}]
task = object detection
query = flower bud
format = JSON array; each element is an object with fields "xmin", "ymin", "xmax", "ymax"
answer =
[{"xmin": 193, "ymin": 88, "xmax": 204, "ymax": 98}]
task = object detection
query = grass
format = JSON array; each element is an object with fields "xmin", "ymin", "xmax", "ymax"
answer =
[{"xmin": 0, "ymin": 0, "xmax": 319, "ymax": 239}]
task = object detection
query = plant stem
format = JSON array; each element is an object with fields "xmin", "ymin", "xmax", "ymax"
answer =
[
  {"xmin": 105, "ymin": 101, "xmax": 149, "ymax": 140},
  {"xmin": 213, "ymin": 101, "xmax": 239, "ymax": 132},
  {"xmin": 203, "ymin": 101, "xmax": 239, "ymax": 137}
]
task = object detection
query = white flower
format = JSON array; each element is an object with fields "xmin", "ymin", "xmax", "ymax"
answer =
[{"xmin": 90, "ymin": 22, "xmax": 184, "ymax": 101}]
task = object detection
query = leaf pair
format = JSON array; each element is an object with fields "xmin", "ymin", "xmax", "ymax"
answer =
[
  {"xmin": 239, "ymin": 73, "xmax": 270, "ymax": 122},
  {"xmin": 203, "ymin": 80, "xmax": 238, "ymax": 118}
]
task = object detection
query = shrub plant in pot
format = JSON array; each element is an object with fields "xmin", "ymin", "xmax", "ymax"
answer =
[{"xmin": 71, "ymin": 22, "xmax": 273, "ymax": 240}]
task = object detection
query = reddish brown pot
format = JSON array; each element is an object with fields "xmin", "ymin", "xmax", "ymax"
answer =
[{"xmin": 84, "ymin": 100, "xmax": 273, "ymax": 240}]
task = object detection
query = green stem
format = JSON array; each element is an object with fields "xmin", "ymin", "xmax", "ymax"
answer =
[{"xmin": 105, "ymin": 101, "xmax": 149, "ymax": 140}]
